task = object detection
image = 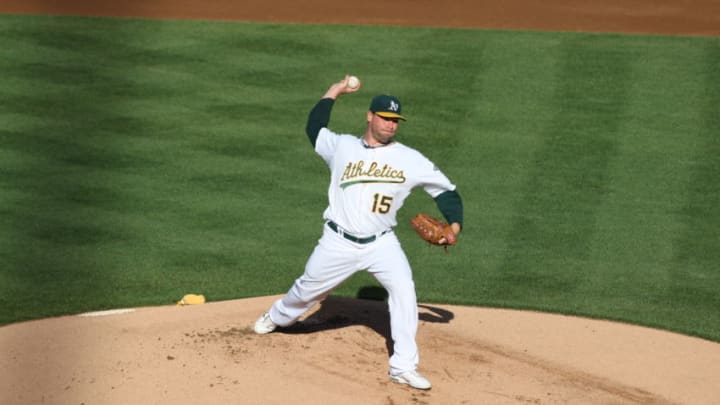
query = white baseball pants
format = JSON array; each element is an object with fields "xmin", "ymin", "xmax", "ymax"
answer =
[{"xmin": 268, "ymin": 225, "xmax": 420, "ymax": 374}]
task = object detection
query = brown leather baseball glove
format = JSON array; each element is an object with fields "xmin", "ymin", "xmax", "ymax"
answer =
[{"xmin": 410, "ymin": 213, "xmax": 457, "ymax": 248}]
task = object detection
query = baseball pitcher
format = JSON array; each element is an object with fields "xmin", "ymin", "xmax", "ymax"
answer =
[{"xmin": 254, "ymin": 75, "xmax": 463, "ymax": 390}]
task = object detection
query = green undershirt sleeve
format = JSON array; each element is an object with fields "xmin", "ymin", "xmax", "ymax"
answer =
[
  {"xmin": 434, "ymin": 189, "xmax": 464, "ymax": 229},
  {"xmin": 306, "ymin": 98, "xmax": 335, "ymax": 147}
]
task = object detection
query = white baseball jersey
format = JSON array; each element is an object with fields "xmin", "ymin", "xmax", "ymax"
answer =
[{"xmin": 315, "ymin": 127, "xmax": 456, "ymax": 236}]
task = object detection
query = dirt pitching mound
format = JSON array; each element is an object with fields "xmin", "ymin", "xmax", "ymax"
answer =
[{"xmin": 1, "ymin": 295, "xmax": 719, "ymax": 404}]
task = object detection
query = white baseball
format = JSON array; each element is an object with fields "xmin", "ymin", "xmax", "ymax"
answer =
[{"xmin": 347, "ymin": 75, "xmax": 360, "ymax": 89}]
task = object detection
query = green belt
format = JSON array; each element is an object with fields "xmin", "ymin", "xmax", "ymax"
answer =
[{"xmin": 326, "ymin": 221, "xmax": 389, "ymax": 244}]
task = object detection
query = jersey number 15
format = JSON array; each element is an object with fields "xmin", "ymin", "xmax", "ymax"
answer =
[{"xmin": 371, "ymin": 193, "xmax": 393, "ymax": 214}]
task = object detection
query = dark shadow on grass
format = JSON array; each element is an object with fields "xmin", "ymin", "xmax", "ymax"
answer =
[
  {"xmin": 0, "ymin": 15, "xmax": 162, "ymax": 325},
  {"xmin": 281, "ymin": 287, "xmax": 454, "ymax": 357}
]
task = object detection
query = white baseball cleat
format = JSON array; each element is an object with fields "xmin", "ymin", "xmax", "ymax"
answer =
[
  {"xmin": 389, "ymin": 370, "xmax": 432, "ymax": 390},
  {"xmin": 254, "ymin": 312, "xmax": 277, "ymax": 334}
]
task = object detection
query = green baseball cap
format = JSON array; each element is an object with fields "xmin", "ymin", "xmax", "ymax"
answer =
[{"xmin": 369, "ymin": 94, "xmax": 406, "ymax": 121}]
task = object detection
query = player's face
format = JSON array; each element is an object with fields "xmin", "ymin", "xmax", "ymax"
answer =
[{"xmin": 367, "ymin": 112, "xmax": 399, "ymax": 145}]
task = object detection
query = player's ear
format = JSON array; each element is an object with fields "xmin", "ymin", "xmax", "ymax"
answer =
[{"xmin": 367, "ymin": 110, "xmax": 373, "ymax": 123}]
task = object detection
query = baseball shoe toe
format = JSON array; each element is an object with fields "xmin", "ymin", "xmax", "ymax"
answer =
[
  {"xmin": 389, "ymin": 370, "xmax": 432, "ymax": 390},
  {"xmin": 254, "ymin": 312, "xmax": 277, "ymax": 334}
]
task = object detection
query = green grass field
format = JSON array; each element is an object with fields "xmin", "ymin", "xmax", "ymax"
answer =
[{"xmin": 0, "ymin": 14, "xmax": 718, "ymax": 341}]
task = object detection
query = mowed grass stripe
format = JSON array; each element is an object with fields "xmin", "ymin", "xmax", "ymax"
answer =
[
  {"xmin": 412, "ymin": 32, "xmax": 569, "ymax": 303},
  {"xmin": 577, "ymin": 37, "xmax": 708, "ymax": 325},
  {"xmin": 668, "ymin": 41, "xmax": 720, "ymax": 334},
  {"xmin": 1, "ymin": 18, "xmax": 190, "ymax": 320},
  {"xmin": 493, "ymin": 35, "xmax": 631, "ymax": 308},
  {"xmin": 672, "ymin": 41, "xmax": 720, "ymax": 267}
]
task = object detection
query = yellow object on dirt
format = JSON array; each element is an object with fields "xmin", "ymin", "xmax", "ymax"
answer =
[{"xmin": 177, "ymin": 294, "xmax": 206, "ymax": 306}]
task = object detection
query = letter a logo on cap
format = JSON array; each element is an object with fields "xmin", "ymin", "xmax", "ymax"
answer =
[{"xmin": 370, "ymin": 94, "xmax": 407, "ymax": 120}]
